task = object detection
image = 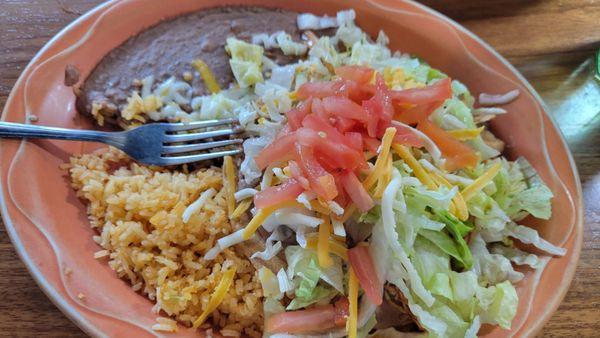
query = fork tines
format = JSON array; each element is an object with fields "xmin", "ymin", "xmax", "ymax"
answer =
[{"xmin": 159, "ymin": 118, "xmax": 244, "ymax": 166}]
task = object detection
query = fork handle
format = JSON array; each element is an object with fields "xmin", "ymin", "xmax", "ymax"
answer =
[{"xmin": 0, "ymin": 121, "xmax": 124, "ymax": 147}]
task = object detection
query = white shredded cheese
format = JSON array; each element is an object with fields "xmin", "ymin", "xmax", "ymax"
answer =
[
  {"xmin": 272, "ymin": 167, "xmax": 288, "ymax": 180},
  {"xmin": 332, "ymin": 218, "xmax": 346, "ymax": 237},
  {"xmin": 327, "ymin": 201, "xmax": 344, "ymax": 216},
  {"xmin": 472, "ymin": 107, "xmax": 507, "ymax": 115},
  {"xmin": 182, "ymin": 188, "xmax": 216, "ymax": 223},
  {"xmin": 479, "ymin": 89, "xmax": 520, "ymax": 106},
  {"xmin": 234, "ymin": 188, "xmax": 258, "ymax": 201}
]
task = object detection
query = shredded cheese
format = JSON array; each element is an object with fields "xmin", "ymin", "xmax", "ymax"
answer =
[
  {"xmin": 392, "ymin": 144, "xmax": 438, "ymax": 190},
  {"xmin": 191, "ymin": 59, "xmax": 221, "ymax": 94},
  {"xmin": 447, "ymin": 127, "xmax": 485, "ymax": 141},
  {"xmin": 317, "ymin": 217, "xmax": 333, "ymax": 268},
  {"xmin": 231, "ymin": 199, "xmax": 252, "ymax": 219},
  {"xmin": 310, "ymin": 200, "xmax": 331, "ymax": 215},
  {"xmin": 192, "ymin": 267, "xmax": 236, "ymax": 328},
  {"xmin": 363, "ymin": 127, "xmax": 396, "ymax": 191},
  {"xmin": 335, "ymin": 204, "xmax": 356, "ymax": 223},
  {"xmin": 306, "ymin": 235, "xmax": 348, "ymax": 260},
  {"xmin": 461, "ymin": 161, "xmax": 502, "ymax": 201},
  {"xmin": 373, "ymin": 154, "xmax": 393, "ymax": 199},
  {"xmin": 331, "ymin": 217, "xmax": 347, "ymax": 237},
  {"xmin": 242, "ymin": 201, "xmax": 301, "ymax": 239},
  {"xmin": 430, "ymin": 171, "xmax": 469, "ymax": 221},
  {"xmin": 364, "ymin": 151, "xmax": 377, "ymax": 161},
  {"xmin": 182, "ymin": 188, "xmax": 217, "ymax": 223},
  {"xmin": 223, "ymin": 156, "xmax": 236, "ymax": 218},
  {"xmin": 348, "ymin": 267, "xmax": 359, "ymax": 338}
]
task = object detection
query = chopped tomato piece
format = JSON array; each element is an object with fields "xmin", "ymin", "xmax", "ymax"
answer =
[
  {"xmin": 254, "ymin": 132, "xmax": 297, "ymax": 170},
  {"xmin": 392, "ymin": 78, "xmax": 452, "ymax": 125},
  {"xmin": 302, "ymin": 114, "xmax": 364, "ymax": 160},
  {"xmin": 288, "ymin": 160, "xmax": 310, "ymax": 190},
  {"xmin": 389, "ymin": 77, "xmax": 452, "ymax": 105},
  {"xmin": 417, "ymin": 120, "xmax": 478, "ymax": 171},
  {"xmin": 335, "ymin": 65, "xmax": 374, "ymax": 84},
  {"xmin": 333, "ymin": 116, "xmax": 357, "ymax": 133},
  {"xmin": 254, "ymin": 178, "xmax": 304, "ymax": 209},
  {"xmin": 297, "ymin": 128, "xmax": 364, "ymax": 171},
  {"xmin": 287, "ymin": 99, "xmax": 312, "ymax": 131},
  {"xmin": 333, "ymin": 172, "xmax": 349, "ymax": 207},
  {"xmin": 297, "ymin": 81, "xmax": 341, "ymax": 99},
  {"xmin": 322, "ymin": 96, "xmax": 369, "ymax": 121},
  {"xmin": 338, "ymin": 79, "xmax": 373, "ymax": 102},
  {"xmin": 311, "ymin": 98, "xmax": 329, "ymax": 120},
  {"xmin": 348, "ymin": 246, "xmax": 383, "ymax": 305},
  {"xmin": 363, "ymin": 75, "xmax": 394, "ymax": 135},
  {"xmin": 394, "ymin": 101, "xmax": 441, "ymax": 125},
  {"xmin": 333, "ymin": 297, "xmax": 350, "ymax": 326},
  {"xmin": 387, "ymin": 121, "xmax": 423, "ymax": 148},
  {"xmin": 362, "ymin": 136, "xmax": 381, "ymax": 154},
  {"xmin": 296, "ymin": 144, "xmax": 338, "ymax": 200},
  {"xmin": 266, "ymin": 302, "xmax": 346, "ymax": 334},
  {"xmin": 301, "ymin": 114, "xmax": 345, "ymax": 143},
  {"xmin": 344, "ymin": 132, "xmax": 363, "ymax": 152},
  {"xmin": 339, "ymin": 170, "xmax": 374, "ymax": 212}
]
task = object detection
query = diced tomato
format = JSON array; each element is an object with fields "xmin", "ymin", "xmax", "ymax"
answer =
[
  {"xmin": 288, "ymin": 160, "xmax": 310, "ymax": 190},
  {"xmin": 394, "ymin": 101, "xmax": 441, "ymax": 125},
  {"xmin": 287, "ymin": 99, "xmax": 312, "ymax": 131},
  {"xmin": 322, "ymin": 96, "xmax": 369, "ymax": 121},
  {"xmin": 302, "ymin": 114, "xmax": 363, "ymax": 156},
  {"xmin": 363, "ymin": 75, "xmax": 394, "ymax": 135},
  {"xmin": 389, "ymin": 77, "xmax": 452, "ymax": 105},
  {"xmin": 335, "ymin": 65, "xmax": 374, "ymax": 84},
  {"xmin": 417, "ymin": 120, "xmax": 478, "ymax": 171},
  {"xmin": 348, "ymin": 246, "xmax": 383, "ymax": 305},
  {"xmin": 296, "ymin": 128, "xmax": 364, "ymax": 171},
  {"xmin": 254, "ymin": 132, "xmax": 297, "ymax": 170},
  {"xmin": 297, "ymin": 81, "xmax": 341, "ymax": 99},
  {"xmin": 344, "ymin": 132, "xmax": 363, "ymax": 152},
  {"xmin": 391, "ymin": 78, "xmax": 452, "ymax": 125},
  {"xmin": 311, "ymin": 98, "xmax": 329, "ymax": 120},
  {"xmin": 333, "ymin": 297, "xmax": 350, "ymax": 326},
  {"xmin": 333, "ymin": 116, "xmax": 357, "ymax": 133},
  {"xmin": 333, "ymin": 172, "xmax": 349, "ymax": 207},
  {"xmin": 296, "ymin": 143, "xmax": 338, "ymax": 200},
  {"xmin": 386, "ymin": 121, "xmax": 423, "ymax": 148},
  {"xmin": 301, "ymin": 114, "xmax": 344, "ymax": 143},
  {"xmin": 338, "ymin": 79, "xmax": 373, "ymax": 103},
  {"xmin": 339, "ymin": 170, "xmax": 374, "ymax": 212},
  {"xmin": 254, "ymin": 178, "xmax": 304, "ymax": 209},
  {"xmin": 362, "ymin": 136, "xmax": 381, "ymax": 154},
  {"xmin": 266, "ymin": 302, "xmax": 347, "ymax": 333}
]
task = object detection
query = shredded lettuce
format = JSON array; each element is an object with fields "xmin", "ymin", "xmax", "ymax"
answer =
[
  {"xmin": 434, "ymin": 211, "xmax": 473, "ymax": 270},
  {"xmin": 477, "ymin": 281, "xmax": 518, "ymax": 329},
  {"xmin": 492, "ymin": 158, "xmax": 553, "ymax": 221},
  {"xmin": 469, "ymin": 233, "xmax": 524, "ymax": 284},
  {"xmin": 221, "ymin": 10, "xmax": 566, "ymax": 338},
  {"xmin": 284, "ymin": 246, "xmax": 344, "ymax": 310},
  {"xmin": 226, "ymin": 37, "xmax": 264, "ymax": 87},
  {"xmin": 490, "ymin": 244, "xmax": 545, "ymax": 269}
]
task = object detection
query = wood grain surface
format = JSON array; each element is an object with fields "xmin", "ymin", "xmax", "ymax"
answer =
[{"xmin": 0, "ymin": 0, "xmax": 598, "ymax": 337}]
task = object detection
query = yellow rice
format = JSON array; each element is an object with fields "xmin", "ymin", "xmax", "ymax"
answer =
[{"xmin": 67, "ymin": 147, "xmax": 263, "ymax": 337}]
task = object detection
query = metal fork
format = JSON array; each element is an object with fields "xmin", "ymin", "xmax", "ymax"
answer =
[{"xmin": 0, "ymin": 119, "xmax": 243, "ymax": 166}]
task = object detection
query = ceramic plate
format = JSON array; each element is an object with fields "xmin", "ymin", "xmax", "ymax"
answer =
[{"xmin": 0, "ymin": 0, "xmax": 583, "ymax": 337}]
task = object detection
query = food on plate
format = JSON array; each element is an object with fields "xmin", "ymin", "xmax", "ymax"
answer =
[
  {"xmin": 73, "ymin": 6, "xmax": 302, "ymax": 128},
  {"xmin": 67, "ymin": 148, "xmax": 263, "ymax": 335},
  {"xmin": 66, "ymin": 6, "xmax": 565, "ymax": 337}
]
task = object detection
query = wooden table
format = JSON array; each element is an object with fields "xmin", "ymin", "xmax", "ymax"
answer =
[{"xmin": 0, "ymin": 0, "xmax": 598, "ymax": 336}]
